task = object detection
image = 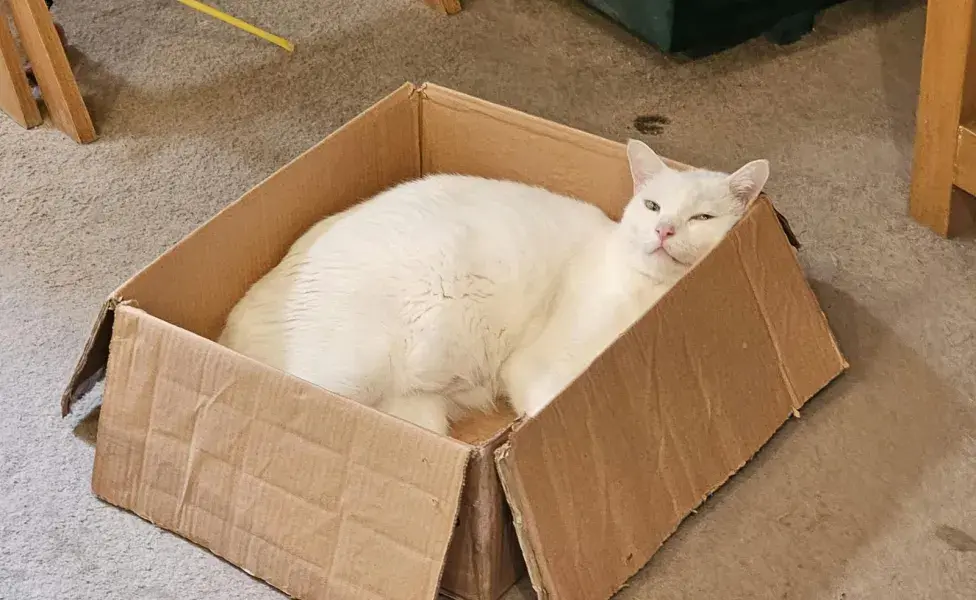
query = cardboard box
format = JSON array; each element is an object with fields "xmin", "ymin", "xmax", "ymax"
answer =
[{"xmin": 62, "ymin": 83, "xmax": 847, "ymax": 600}]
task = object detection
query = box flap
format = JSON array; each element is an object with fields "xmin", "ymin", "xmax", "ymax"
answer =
[
  {"xmin": 61, "ymin": 298, "xmax": 117, "ymax": 415},
  {"xmin": 420, "ymin": 83, "xmax": 658, "ymax": 219},
  {"xmin": 494, "ymin": 198, "xmax": 846, "ymax": 600},
  {"xmin": 61, "ymin": 82, "xmax": 422, "ymax": 416},
  {"xmin": 93, "ymin": 305, "xmax": 469, "ymax": 600},
  {"xmin": 417, "ymin": 83, "xmax": 802, "ymax": 252}
]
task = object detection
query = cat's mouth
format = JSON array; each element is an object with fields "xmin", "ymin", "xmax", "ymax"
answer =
[{"xmin": 651, "ymin": 245, "xmax": 689, "ymax": 266}]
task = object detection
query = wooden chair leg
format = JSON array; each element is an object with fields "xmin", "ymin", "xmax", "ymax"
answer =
[
  {"xmin": 0, "ymin": 9, "xmax": 41, "ymax": 128},
  {"xmin": 7, "ymin": 0, "xmax": 95, "ymax": 143},
  {"xmin": 909, "ymin": 0, "xmax": 976, "ymax": 237},
  {"xmin": 423, "ymin": 0, "xmax": 462, "ymax": 15}
]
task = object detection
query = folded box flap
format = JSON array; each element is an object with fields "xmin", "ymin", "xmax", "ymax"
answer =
[
  {"xmin": 61, "ymin": 298, "xmax": 118, "ymax": 416},
  {"xmin": 93, "ymin": 305, "xmax": 470, "ymax": 600},
  {"xmin": 494, "ymin": 198, "xmax": 846, "ymax": 600}
]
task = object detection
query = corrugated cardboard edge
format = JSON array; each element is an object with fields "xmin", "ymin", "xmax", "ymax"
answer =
[
  {"xmin": 60, "ymin": 82, "xmax": 420, "ymax": 417},
  {"xmin": 431, "ymin": 446, "xmax": 474, "ymax": 600},
  {"xmin": 494, "ymin": 442, "xmax": 548, "ymax": 600}
]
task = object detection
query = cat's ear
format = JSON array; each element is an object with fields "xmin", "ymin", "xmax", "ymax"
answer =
[
  {"xmin": 627, "ymin": 139, "xmax": 668, "ymax": 192},
  {"xmin": 726, "ymin": 159, "xmax": 770, "ymax": 206}
]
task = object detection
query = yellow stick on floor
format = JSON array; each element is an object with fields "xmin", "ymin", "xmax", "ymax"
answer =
[{"xmin": 177, "ymin": 0, "xmax": 295, "ymax": 52}]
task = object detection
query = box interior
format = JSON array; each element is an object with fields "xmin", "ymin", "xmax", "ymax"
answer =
[{"xmin": 66, "ymin": 82, "xmax": 847, "ymax": 600}]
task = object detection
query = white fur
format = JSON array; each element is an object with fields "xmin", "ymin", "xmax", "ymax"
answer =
[
  {"xmin": 501, "ymin": 141, "xmax": 769, "ymax": 416},
  {"xmin": 219, "ymin": 143, "xmax": 769, "ymax": 434},
  {"xmin": 218, "ymin": 174, "xmax": 609, "ymax": 435}
]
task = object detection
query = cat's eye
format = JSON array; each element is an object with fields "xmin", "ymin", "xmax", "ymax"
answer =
[
  {"xmin": 691, "ymin": 213, "xmax": 715, "ymax": 221},
  {"xmin": 644, "ymin": 199, "xmax": 660, "ymax": 211}
]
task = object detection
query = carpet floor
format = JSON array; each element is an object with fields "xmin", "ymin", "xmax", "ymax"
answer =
[{"xmin": 1, "ymin": 0, "xmax": 974, "ymax": 598}]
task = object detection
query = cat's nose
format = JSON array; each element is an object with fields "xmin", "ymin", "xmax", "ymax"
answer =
[{"xmin": 656, "ymin": 224, "xmax": 675, "ymax": 241}]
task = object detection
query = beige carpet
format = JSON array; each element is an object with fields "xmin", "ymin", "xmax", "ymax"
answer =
[{"xmin": 2, "ymin": 0, "xmax": 975, "ymax": 598}]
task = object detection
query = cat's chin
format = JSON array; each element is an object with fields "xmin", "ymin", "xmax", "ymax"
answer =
[
  {"xmin": 645, "ymin": 245, "xmax": 689, "ymax": 268},
  {"xmin": 634, "ymin": 247, "xmax": 688, "ymax": 282}
]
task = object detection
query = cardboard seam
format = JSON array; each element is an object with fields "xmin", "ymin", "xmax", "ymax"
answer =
[
  {"xmin": 432, "ymin": 449, "xmax": 474, "ymax": 600},
  {"xmin": 323, "ymin": 410, "xmax": 365, "ymax": 592},
  {"xmin": 135, "ymin": 475, "xmax": 335, "ymax": 582},
  {"xmin": 468, "ymin": 453, "xmax": 488, "ymax": 600},
  {"xmin": 494, "ymin": 443, "xmax": 549, "ymax": 600},
  {"xmin": 417, "ymin": 83, "xmax": 427, "ymax": 175},
  {"xmin": 146, "ymin": 500, "xmax": 331, "ymax": 599}
]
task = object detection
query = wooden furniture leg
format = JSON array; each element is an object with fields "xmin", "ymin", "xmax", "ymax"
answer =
[
  {"xmin": 0, "ymin": 9, "xmax": 41, "ymax": 128},
  {"xmin": 7, "ymin": 0, "xmax": 95, "ymax": 143},
  {"xmin": 423, "ymin": 0, "xmax": 462, "ymax": 15},
  {"xmin": 909, "ymin": 0, "xmax": 976, "ymax": 237}
]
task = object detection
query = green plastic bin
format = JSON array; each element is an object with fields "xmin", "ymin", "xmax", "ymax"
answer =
[{"xmin": 582, "ymin": 0, "xmax": 848, "ymax": 56}]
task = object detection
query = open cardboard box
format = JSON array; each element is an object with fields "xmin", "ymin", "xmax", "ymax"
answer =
[{"xmin": 62, "ymin": 83, "xmax": 847, "ymax": 600}]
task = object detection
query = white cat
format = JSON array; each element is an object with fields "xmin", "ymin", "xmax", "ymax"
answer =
[
  {"xmin": 218, "ymin": 140, "xmax": 769, "ymax": 435},
  {"xmin": 219, "ymin": 174, "xmax": 608, "ymax": 435},
  {"xmin": 500, "ymin": 141, "xmax": 769, "ymax": 417}
]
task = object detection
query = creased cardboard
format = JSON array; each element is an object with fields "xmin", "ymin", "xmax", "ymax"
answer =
[
  {"xmin": 95, "ymin": 305, "xmax": 470, "ymax": 600},
  {"xmin": 494, "ymin": 198, "xmax": 846, "ymax": 600},
  {"xmin": 67, "ymin": 82, "xmax": 846, "ymax": 600}
]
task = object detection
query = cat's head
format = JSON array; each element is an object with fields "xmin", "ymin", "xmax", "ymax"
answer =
[{"xmin": 620, "ymin": 139, "xmax": 769, "ymax": 276}]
